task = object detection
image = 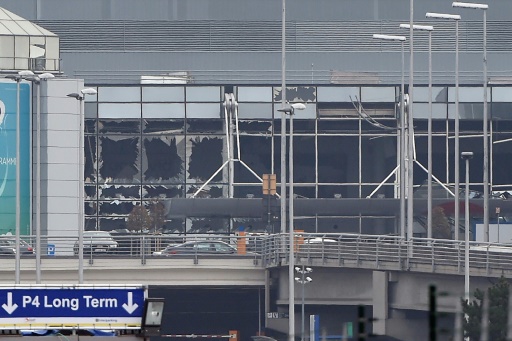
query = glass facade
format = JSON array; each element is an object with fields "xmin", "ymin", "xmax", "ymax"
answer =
[{"xmin": 83, "ymin": 84, "xmax": 512, "ymax": 235}]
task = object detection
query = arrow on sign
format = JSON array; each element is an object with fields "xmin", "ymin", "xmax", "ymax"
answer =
[
  {"xmin": 2, "ymin": 292, "xmax": 18, "ymax": 314},
  {"xmin": 122, "ymin": 292, "xmax": 138, "ymax": 314}
]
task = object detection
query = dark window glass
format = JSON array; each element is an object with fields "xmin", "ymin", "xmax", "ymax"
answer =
[
  {"xmin": 99, "ymin": 120, "xmax": 141, "ymax": 134},
  {"xmin": 99, "ymin": 136, "xmax": 140, "ymax": 182},
  {"xmin": 187, "ymin": 136, "xmax": 223, "ymax": 182},
  {"xmin": 235, "ymin": 136, "xmax": 272, "ymax": 183},
  {"xmin": 143, "ymin": 185, "xmax": 183, "ymax": 199},
  {"xmin": 143, "ymin": 136, "xmax": 185, "ymax": 183},
  {"xmin": 144, "ymin": 119, "xmax": 185, "ymax": 134},
  {"xmin": 187, "ymin": 119, "xmax": 223, "ymax": 133},
  {"xmin": 85, "ymin": 136, "xmax": 97, "ymax": 182}
]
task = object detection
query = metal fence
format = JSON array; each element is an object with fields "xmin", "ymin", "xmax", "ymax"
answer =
[{"xmin": 3, "ymin": 233, "xmax": 512, "ymax": 276}]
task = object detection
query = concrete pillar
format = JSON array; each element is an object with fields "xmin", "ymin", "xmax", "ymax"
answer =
[{"xmin": 372, "ymin": 270, "xmax": 388, "ymax": 335}]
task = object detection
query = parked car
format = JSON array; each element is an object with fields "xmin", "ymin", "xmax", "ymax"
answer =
[
  {"xmin": 163, "ymin": 240, "xmax": 237, "ymax": 255},
  {"xmin": 74, "ymin": 231, "xmax": 118, "ymax": 255},
  {"xmin": 0, "ymin": 239, "xmax": 34, "ymax": 255}
]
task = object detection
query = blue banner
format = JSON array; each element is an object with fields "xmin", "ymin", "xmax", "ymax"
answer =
[
  {"xmin": 0, "ymin": 81, "xmax": 31, "ymax": 236},
  {"xmin": 0, "ymin": 287, "xmax": 145, "ymax": 318}
]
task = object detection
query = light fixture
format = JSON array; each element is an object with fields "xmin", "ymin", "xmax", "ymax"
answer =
[
  {"xmin": 452, "ymin": 1, "xmax": 487, "ymax": 9},
  {"xmin": 295, "ymin": 265, "xmax": 313, "ymax": 341},
  {"xmin": 372, "ymin": 34, "xmax": 406, "ymax": 42},
  {"xmin": 141, "ymin": 298, "xmax": 165, "ymax": 337},
  {"xmin": 425, "ymin": 12, "xmax": 461, "ymax": 20}
]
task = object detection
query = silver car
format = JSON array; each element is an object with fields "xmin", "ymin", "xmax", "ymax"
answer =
[
  {"xmin": 74, "ymin": 231, "xmax": 118, "ymax": 255},
  {"xmin": 163, "ymin": 240, "xmax": 237, "ymax": 255}
]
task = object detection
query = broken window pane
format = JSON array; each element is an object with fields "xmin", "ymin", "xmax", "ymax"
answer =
[
  {"xmin": 85, "ymin": 201, "xmax": 97, "ymax": 215},
  {"xmin": 186, "ymin": 185, "xmax": 225, "ymax": 198},
  {"xmin": 317, "ymin": 136, "xmax": 352, "ymax": 184},
  {"xmin": 187, "ymin": 136, "xmax": 224, "ymax": 183},
  {"xmin": 238, "ymin": 120, "xmax": 272, "ymax": 134},
  {"xmin": 161, "ymin": 218, "xmax": 185, "ymax": 234},
  {"xmin": 142, "ymin": 136, "xmax": 185, "ymax": 183},
  {"xmin": 236, "ymin": 136, "xmax": 272, "ymax": 184},
  {"xmin": 99, "ymin": 200, "xmax": 135, "ymax": 215},
  {"xmin": 85, "ymin": 118, "xmax": 96, "ymax": 133},
  {"xmin": 99, "ymin": 217, "xmax": 130, "ymax": 231},
  {"xmin": 85, "ymin": 218, "xmax": 97, "ymax": 231},
  {"xmin": 273, "ymin": 86, "xmax": 316, "ymax": 103},
  {"xmin": 100, "ymin": 185, "xmax": 141, "ymax": 200},
  {"xmin": 85, "ymin": 135, "xmax": 97, "ymax": 183},
  {"xmin": 361, "ymin": 136, "xmax": 396, "ymax": 184},
  {"xmin": 143, "ymin": 185, "xmax": 183, "ymax": 199},
  {"xmin": 84, "ymin": 185, "xmax": 97, "ymax": 199},
  {"xmin": 99, "ymin": 120, "xmax": 141, "ymax": 134},
  {"xmin": 144, "ymin": 119, "xmax": 185, "ymax": 134},
  {"xmin": 187, "ymin": 119, "xmax": 223, "ymax": 134},
  {"xmin": 99, "ymin": 136, "xmax": 140, "ymax": 182},
  {"xmin": 293, "ymin": 136, "xmax": 316, "ymax": 183}
]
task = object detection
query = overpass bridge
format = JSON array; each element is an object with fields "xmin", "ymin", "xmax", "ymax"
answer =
[{"xmin": 2, "ymin": 233, "xmax": 512, "ymax": 340}]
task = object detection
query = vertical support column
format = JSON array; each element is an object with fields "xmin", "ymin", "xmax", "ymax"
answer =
[{"xmin": 372, "ymin": 271, "xmax": 388, "ymax": 335}]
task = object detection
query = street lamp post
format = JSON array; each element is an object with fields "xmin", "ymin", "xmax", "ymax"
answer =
[
  {"xmin": 426, "ymin": 12, "xmax": 461, "ymax": 240},
  {"xmin": 6, "ymin": 70, "xmax": 35, "ymax": 284},
  {"xmin": 278, "ymin": 103, "xmax": 306, "ymax": 341},
  {"xmin": 461, "ymin": 151, "xmax": 473, "ymax": 301},
  {"xmin": 399, "ymin": 24, "xmax": 434, "ymax": 238},
  {"xmin": 280, "ymin": 0, "xmax": 287, "ymax": 237},
  {"xmin": 452, "ymin": 2, "xmax": 489, "ymax": 243},
  {"xmin": 372, "ymin": 34, "xmax": 406, "ymax": 237},
  {"xmin": 294, "ymin": 266, "xmax": 313, "ymax": 341},
  {"xmin": 67, "ymin": 88, "xmax": 97, "ymax": 284},
  {"xmin": 29, "ymin": 73, "xmax": 55, "ymax": 283}
]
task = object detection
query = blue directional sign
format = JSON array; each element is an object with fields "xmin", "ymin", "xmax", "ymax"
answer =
[{"xmin": 0, "ymin": 285, "xmax": 147, "ymax": 330}]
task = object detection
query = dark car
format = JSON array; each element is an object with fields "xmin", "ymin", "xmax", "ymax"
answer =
[
  {"xmin": 0, "ymin": 239, "xmax": 34, "ymax": 255},
  {"xmin": 164, "ymin": 240, "xmax": 237, "ymax": 255},
  {"xmin": 74, "ymin": 231, "xmax": 119, "ymax": 255}
]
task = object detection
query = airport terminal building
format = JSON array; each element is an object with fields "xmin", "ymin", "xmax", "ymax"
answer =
[{"xmin": 1, "ymin": 0, "xmax": 512, "ymax": 237}]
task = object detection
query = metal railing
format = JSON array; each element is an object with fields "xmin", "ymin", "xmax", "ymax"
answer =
[
  {"xmin": 74, "ymin": 69, "xmax": 512, "ymax": 85},
  {"xmin": 261, "ymin": 233, "xmax": 512, "ymax": 276},
  {"xmin": 3, "ymin": 233, "xmax": 512, "ymax": 276}
]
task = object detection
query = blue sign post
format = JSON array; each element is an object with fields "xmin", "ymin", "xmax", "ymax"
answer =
[
  {"xmin": 47, "ymin": 244, "xmax": 55, "ymax": 256},
  {"xmin": 0, "ymin": 285, "xmax": 146, "ymax": 330}
]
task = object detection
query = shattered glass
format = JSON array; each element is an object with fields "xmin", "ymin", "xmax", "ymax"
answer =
[{"xmin": 99, "ymin": 136, "xmax": 140, "ymax": 182}]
